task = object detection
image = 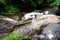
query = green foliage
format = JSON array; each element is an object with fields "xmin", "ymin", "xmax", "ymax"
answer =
[
  {"xmin": 47, "ymin": 0, "xmax": 55, "ymax": 6},
  {"xmin": 50, "ymin": 0, "xmax": 60, "ymax": 6},
  {"xmin": 3, "ymin": 5, "xmax": 20, "ymax": 14},
  {"xmin": 1, "ymin": 34, "xmax": 29, "ymax": 40},
  {"xmin": 0, "ymin": 0, "xmax": 60, "ymax": 14},
  {"xmin": 0, "ymin": 0, "xmax": 46, "ymax": 13},
  {"xmin": 0, "ymin": 0, "xmax": 6, "ymax": 3},
  {"xmin": 1, "ymin": 5, "xmax": 20, "ymax": 15}
]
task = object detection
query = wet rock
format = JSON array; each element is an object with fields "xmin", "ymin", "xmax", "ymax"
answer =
[
  {"xmin": 12, "ymin": 15, "xmax": 60, "ymax": 38},
  {"xmin": 0, "ymin": 14, "xmax": 60, "ymax": 39},
  {"xmin": 31, "ymin": 14, "xmax": 60, "ymax": 30},
  {"xmin": 0, "ymin": 21, "xmax": 14, "ymax": 38},
  {"xmin": 42, "ymin": 23, "xmax": 60, "ymax": 40},
  {"xmin": 12, "ymin": 23, "xmax": 36, "ymax": 36},
  {"xmin": 32, "ymin": 23, "xmax": 60, "ymax": 40}
]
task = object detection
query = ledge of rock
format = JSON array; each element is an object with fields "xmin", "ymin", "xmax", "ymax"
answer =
[
  {"xmin": 0, "ymin": 14, "xmax": 60, "ymax": 39},
  {"xmin": 12, "ymin": 14, "xmax": 60, "ymax": 37}
]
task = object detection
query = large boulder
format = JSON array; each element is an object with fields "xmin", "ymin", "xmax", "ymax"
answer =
[
  {"xmin": 12, "ymin": 14, "xmax": 60, "ymax": 36},
  {"xmin": 0, "ymin": 14, "xmax": 60, "ymax": 39},
  {"xmin": 31, "ymin": 14, "xmax": 60, "ymax": 30}
]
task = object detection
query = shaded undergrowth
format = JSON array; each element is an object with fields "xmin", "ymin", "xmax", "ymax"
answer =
[{"xmin": 0, "ymin": 34, "xmax": 30, "ymax": 40}]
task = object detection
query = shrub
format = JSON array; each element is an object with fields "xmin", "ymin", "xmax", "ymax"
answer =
[
  {"xmin": 50, "ymin": 0, "xmax": 60, "ymax": 6},
  {"xmin": 2, "ymin": 5, "xmax": 20, "ymax": 14},
  {"xmin": 0, "ymin": 0, "xmax": 60, "ymax": 13},
  {"xmin": 1, "ymin": 34, "xmax": 29, "ymax": 40}
]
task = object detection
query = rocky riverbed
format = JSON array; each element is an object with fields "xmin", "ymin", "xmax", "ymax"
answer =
[{"xmin": 0, "ymin": 14, "xmax": 60, "ymax": 40}]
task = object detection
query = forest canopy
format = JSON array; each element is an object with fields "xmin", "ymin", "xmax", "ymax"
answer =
[{"xmin": 0, "ymin": 0, "xmax": 60, "ymax": 14}]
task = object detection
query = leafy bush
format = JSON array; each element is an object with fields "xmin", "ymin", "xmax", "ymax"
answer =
[
  {"xmin": 3, "ymin": 5, "xmax": 20, "ymax": 14},
  {"xmin": 1, "ymin": 34, "xmax": 29, "ymax": 40},
  {"xmin": 0, "ymin": 0, "xmax": 44, "ymax": 12},
  {"xmin": 0, "ymin": 5, "xmax": 20, "ymax": 15},
  {"xmin": 0, "ymin": 0, "xmax": 60, "ymax": 14},
  {"xmin": 50, "ymin": 0, "xmax": 60, "ymax": 6},
  {"xmin": 0, "ymin": 0, "xmax": 6, "ymax": 4}
]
